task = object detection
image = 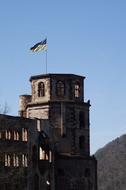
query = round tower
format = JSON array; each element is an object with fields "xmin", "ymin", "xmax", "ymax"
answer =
[{"xmin": 19, "ymin": 95, "xmax": 31, "ymax": 117}]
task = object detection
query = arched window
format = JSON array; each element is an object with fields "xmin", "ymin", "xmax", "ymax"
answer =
[
  {"xmin": 38, "ymin": 82, "xmax": 45, "ymax": 97},
  {"xmin": 56, "ymin": 81, "xmax": 65, "ymax": 96},
  {"xmin": 74, "ymin": 82, "xmax": 80, "ymax": 98},
  {"xmin": 79, "ymin": 111, "xmax": 85, "ymax": 128},
  {"xmin": 79, "ymin": 136, "xmax": 85, "ymax": 149}
]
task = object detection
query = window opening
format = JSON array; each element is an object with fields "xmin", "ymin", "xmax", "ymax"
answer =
[
  {"xmin": 85, "ymin": 168, "xmax": 90, "ymax": 177},
  {"xmin": 13, "ymin": 154, "xmax": 19, "ymax": 167},
  {"xmin": 5, "ymin": 154, "xmax": 11, "ymax": 166},
  {"xmin": 79, "ymin": 111, "xmax": 85, "ymax": 128},
  {"xmin": 38, "ymin": 82, "xmax": 45, "ymax": 97},
  {"xmin": 74, "ymin": 82, "xmax": 80, "ymax": 98},
  {"xmin": 79, "ymin": 136, "xmax": 85, "ymax": 149},
  {"xmin": 37, "ymin": 119, "xmax": 41, "ymax": 132},
  {"xmin": 22, "ymin": 154, "xmax": 28, "ymax": 167},
  {"xmin": 56, "ymin": 81, "xmax": 65, "ymax": 96},
  {"xmin": 5, "ymin": 130, "xmax": 11, "ymax": 140},
  {"xmin": 14, "ymin": 131, "xmax": 19, "ymax": 141},
  {"xmin": 39, "ymin": 147, "xmax": 48, "ymax": 160},
  {"xmin": 49, "ymin": 151, "xmax": 52, "ymax": 163},
  {"xmin": 22, "ymin": 128, "xmax": 28, "ymax": 141}
]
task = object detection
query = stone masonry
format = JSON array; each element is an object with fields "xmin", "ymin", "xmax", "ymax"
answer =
[{"xmin": 0, "ymin": 73, "xmax": 97, "ymax": 190}]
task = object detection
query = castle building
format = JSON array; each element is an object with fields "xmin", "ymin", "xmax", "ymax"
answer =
[{"xmin": 0, "ymin": 73, "xmax": 97, "ymax": 190}]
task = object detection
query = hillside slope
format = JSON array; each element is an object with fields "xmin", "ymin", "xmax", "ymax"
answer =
[{"xmin": 95, "ymin": 134, "xmax": 126, "ymax": 190}]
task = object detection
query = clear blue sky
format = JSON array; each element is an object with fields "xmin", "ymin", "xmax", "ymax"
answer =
[{"xmin": 0, "ymin": 0, "xmax": 126, "ymax": 153}]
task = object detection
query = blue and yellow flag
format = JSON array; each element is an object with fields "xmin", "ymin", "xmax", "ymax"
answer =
[{"xmin": 30, "ymin": 39, "xmax": 47, "ymax": 52}]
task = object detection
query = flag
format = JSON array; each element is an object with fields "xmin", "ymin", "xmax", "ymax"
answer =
[{"xmin": 30, "ymin": 39, "xmax": 47, "ymax": 52}]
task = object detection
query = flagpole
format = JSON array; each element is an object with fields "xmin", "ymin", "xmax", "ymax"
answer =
[
  {"xmin": 30, "ymin": 38, "xmax": 47, "ymax": 73},
  {"xmin": 46, "ymin": 48, "xmax": 47, "ymax": 74}
]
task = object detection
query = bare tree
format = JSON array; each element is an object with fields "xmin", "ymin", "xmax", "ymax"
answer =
[{"xmin": 0, "ymin": 102, "xmax": 9, "ymax": 114}]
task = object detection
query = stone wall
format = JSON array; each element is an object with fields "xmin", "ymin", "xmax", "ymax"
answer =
[
  {"xmin": 55, "ymin": 155, "xmax": 97, "ymax": 190},
  {"xmin": 0, "ymin": 114, "xmax": 39, "ymax": 190}
]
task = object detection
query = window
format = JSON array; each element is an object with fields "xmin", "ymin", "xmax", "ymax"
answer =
[
  {"xmin": 22, "ymin": 128, "xmax": 28, "ymax": 141},
  {"xmin": 37, "ymin": 119, "xmax": 41, "ymax": 132},
  {"xmin": 79, "ymin": 111, "xmax": 85, "ymax": 128},
  {"xmin": 49, "ymin": 151, "xmax": 52, "ymax": 163},
  {"xmin": 13, "ymin": 154, "xmax": 19, "ymax": 167},
  {"xmin": 85, "ymin": 168, "xmax": 90, "ymax": 177},
  {"xmin": 5, "ymin": 130, "xmax": 11, "ymax": 140},
  {"xmin": 5, "ymin": 154, "xmax": 11, "ymax": 166},
  {"xmin": 56, "ymin": 81, "xmax": 65, "ymax": 96},
  {"xmin": 39, "ymin": 147, "xmax": 45, "ymax": 160},
  {"xmin": 39, "ymin": 147, "xmax": 48, "ymax": 160},
  {"xmin": 22, "ymin": 154, "xmax": 28, "ymax": 167},
  {"xmin": 74, "ymin": 82, "xmax": 80, "ymax": 98},
  {"xmin": 38, "ymin": 82, "xmax": 45, "ymax": 97},
  {"xmin": 79, "ymin": 136, "xmax": 85, "ymax": 149},
  {"xmin": 14, "ymin": 131, "xmax": 19, "ymax": 141}
]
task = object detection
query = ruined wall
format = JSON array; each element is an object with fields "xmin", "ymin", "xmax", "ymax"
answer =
[
  {"xmin": 55, "ymin": 156, "xmax": 97, "ymax": 190},
  {"xmin": 17, "ymin": 73, "xmax": 97, "ymax": 190},
  {"xmin": 0, "ymin": 114, "xmax": 53, "ymax": 190},
  {"xmin": 19, "ymin": 95, "xmax": 31, "ymax": 117},
  {"xmin": 0, "ymin": 114, "xmax": 39, "ymax": 190}
]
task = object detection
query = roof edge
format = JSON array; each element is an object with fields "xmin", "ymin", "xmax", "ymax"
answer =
[{"xmin": 29, "ymin": 73, "xmax": 85, "ymax": 82}]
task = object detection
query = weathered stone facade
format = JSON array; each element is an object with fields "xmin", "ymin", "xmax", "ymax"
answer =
[
  {"xmin": 0, "ymin": 115, "xmax": 38, "ymax": 190},
  {"xmin": 0, "ymin": 73, "xmax": 97, "ymax": 190}
]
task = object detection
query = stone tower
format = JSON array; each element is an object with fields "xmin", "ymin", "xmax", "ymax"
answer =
[{"xmin": 19, "ymin": 73, "xmax": 97, "ymax": 190}]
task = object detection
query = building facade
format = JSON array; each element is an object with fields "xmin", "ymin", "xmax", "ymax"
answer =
[{"xmin": 0, "ymin": 73, "xmax": 97, "ymax": 190}]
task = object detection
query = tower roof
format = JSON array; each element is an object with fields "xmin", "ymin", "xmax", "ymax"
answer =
[{"xmin": 29, "ymin": 73, "xmax": 85, "ymax": 82}]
